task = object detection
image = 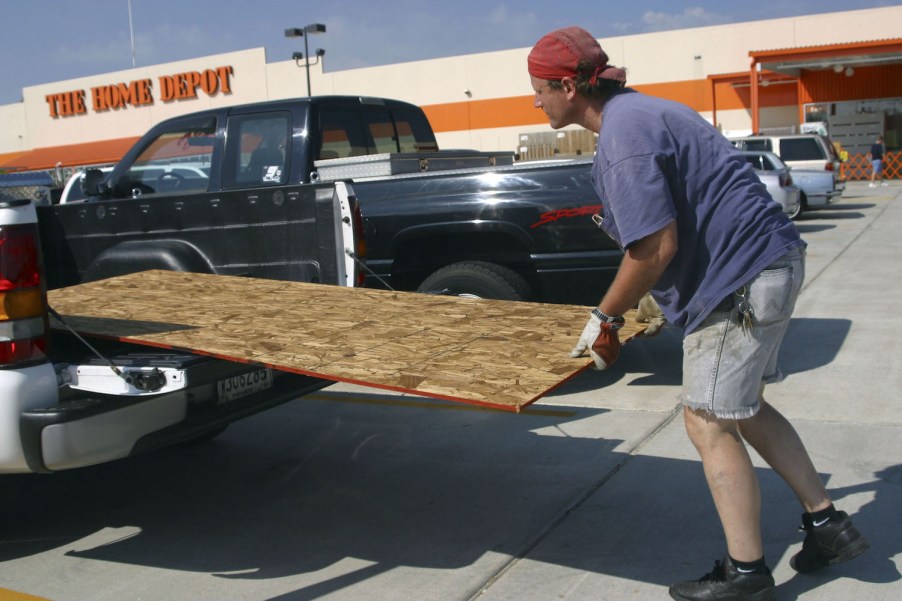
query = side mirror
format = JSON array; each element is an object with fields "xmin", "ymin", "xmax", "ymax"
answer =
[{"xmin": 81, "ymin": 169, "xmax": 107, "ymax": 197}]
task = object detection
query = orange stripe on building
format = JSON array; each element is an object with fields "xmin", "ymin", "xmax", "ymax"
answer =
[
  {"xmin": 422, "ymin": 78, "xmax": 796, "ymax": 134},
  {"xmin": 423, "ymin": 96, "xmax": 549, "ymax": 133}
]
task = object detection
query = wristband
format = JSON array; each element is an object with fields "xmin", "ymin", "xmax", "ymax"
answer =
[{"xmin": 592, "ymin": 307, "xmax": 625, "ymax": 327}]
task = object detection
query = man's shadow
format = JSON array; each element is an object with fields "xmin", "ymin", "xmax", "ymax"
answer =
[{"xmin": 775, "ymin": 464, "xmax": 902, "ymax": 599}]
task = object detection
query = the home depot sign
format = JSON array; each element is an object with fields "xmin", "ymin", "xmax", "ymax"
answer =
[{"xmin": 45, "ymin": 65, "xmax": 234, "ymax": 118}]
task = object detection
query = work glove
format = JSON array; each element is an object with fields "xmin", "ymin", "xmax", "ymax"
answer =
[
  {"xmin": 570, "ymin": 308, "xmax": 624, "ymax": 370},
  {"xmin": 635, "ymin": 292, "xmax": 666, "ymax": 337}
]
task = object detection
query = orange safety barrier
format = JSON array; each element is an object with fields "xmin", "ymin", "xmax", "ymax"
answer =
[{"xmin": 839, "ymin": 151, "xmax": 899, "ymax": 181}]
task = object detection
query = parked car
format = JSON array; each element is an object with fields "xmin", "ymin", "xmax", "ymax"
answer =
[
  {"xmin": 739, "ymin": 150, "xmax": 802, "ymax": 220},
  {"xmin": 730, "ymin": 134, "xmax": 843, "ymax": 209}
]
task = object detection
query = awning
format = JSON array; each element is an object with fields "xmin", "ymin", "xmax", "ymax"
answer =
[
  {"xmin": 747, "ymin": 38, "xmax": 902, "ymax": 132},
  {"xmin": 754, "ymin": 38, "xmax": 902, "ymax": 75},
  {"xmin": 0, "ymin": 136, "xmax": 141, "ymax": 172},
  {"xmin": 0, "ymin": 151, "xmax": 28, "ymax": 171}
]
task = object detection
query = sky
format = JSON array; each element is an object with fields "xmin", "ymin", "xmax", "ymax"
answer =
[{"xmin": 1, "ymin": 0, "xmax": 897, "ymax": 105}]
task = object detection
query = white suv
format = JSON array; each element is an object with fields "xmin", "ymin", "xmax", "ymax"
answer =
[{"xmin": 730, "ymin": 134, "xmax": 844, "ymax": 208}]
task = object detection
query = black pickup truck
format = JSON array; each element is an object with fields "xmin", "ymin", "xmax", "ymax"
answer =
[
  {"xmin": 4, "ymin": 95, "xmax": 623, "ymax": 473},
  {"xmin": 52, "ymin": 95, "xmax": 621, "ymax": 305}
]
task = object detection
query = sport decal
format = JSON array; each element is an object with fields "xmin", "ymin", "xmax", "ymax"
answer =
[{"xmin": 531, "ymin": 204, "xmax": 602, "ymax": 228}]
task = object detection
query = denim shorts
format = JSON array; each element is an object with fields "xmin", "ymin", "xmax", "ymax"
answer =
[
  {"xmin": 679, "ymin": 246, "xmax": 806, "ymax": 419},
  {"xmin": 872, "ymin": 159, "xmax": 883, "ymax": 175}
]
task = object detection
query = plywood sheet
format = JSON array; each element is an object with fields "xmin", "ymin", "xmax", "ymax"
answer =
[{"xmin": 47, "ymin": 270, "xmax": 647, "ymax": 412}]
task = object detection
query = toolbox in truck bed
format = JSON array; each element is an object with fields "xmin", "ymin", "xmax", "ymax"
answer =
[{"xmin": 312, "ymin": 150, "xmax": 515, "ymax": 181}]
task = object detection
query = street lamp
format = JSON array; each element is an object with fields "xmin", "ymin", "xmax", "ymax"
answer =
[{"xmin": 285, "ymin": 23, "xmax": 327, "ymax": 97}]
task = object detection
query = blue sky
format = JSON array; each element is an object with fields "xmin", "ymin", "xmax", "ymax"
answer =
[{"xmin": 1, "ymin": 0, "xmax": 896, "ymax": 105}]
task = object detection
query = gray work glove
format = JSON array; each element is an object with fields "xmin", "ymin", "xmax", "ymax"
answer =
[
  {"xmin": 570, "ymin": 309, "xmax": 624, "ymax": 370},
  {"xmin": 635, "ymin": 292, "xmax": 666, "ymax": 337}
]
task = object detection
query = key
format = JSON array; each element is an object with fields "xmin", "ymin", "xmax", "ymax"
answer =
[{"xmin": 735, "ymin": 286, "xmax": 754, "ymax": 332}]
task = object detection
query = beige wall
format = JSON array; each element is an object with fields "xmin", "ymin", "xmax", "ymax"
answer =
[
  {"xmin": 2, "ymin": 6, "xmax": 901, "ymax": 157},
  {"xmin": 0, "ymin": 103, "xmax": 28, "ymax": 151}
]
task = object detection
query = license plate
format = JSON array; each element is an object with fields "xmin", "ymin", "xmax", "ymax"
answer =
[{"xmin": 217, "ymin": 368, "xmax": 273, "ymax": 403}]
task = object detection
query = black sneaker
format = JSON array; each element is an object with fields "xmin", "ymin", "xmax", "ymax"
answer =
[
  {"xmin": 669, "ymin": 557, "xmax": 775, "ymax": 601},
  {"xmin": 790, "ymin": 510, "xmax": 869, "ymax": 573}
]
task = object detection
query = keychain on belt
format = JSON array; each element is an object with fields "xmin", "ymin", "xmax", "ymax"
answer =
[{"xmin": 735, "ymin": 285, "xmax": 754, "ymax": 332}]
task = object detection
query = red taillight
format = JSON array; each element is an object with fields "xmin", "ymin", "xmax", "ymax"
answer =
[
  {"xmin": 824, "ymin": 162, "xmax": 834, "ymax": 172},
  {"xmin": 0, "ymin": 224, "xmax": 41, "ymax": 291},
  {"xmin": 0, "ymin": 337, "xmax": 47, "ymax": 364},
  {"xmin": 352, "ymin": 204, "xmax": 367, "ymax": 287},
  {"xmin": 0, "ymin": 223, "xmax": 49, "ymax": 367}
]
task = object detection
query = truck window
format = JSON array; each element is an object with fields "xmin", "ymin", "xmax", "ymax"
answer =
[
  {"xmin": 318, "ymin": 109, "xmax": 370, "ymax": 159},
  {"xmin": 779, "ymin": 138, "xmax": 824, "ymax": 161},
  {"xmin": 760, "ymin": 155, "xmax": 777, "ymax": 170},
  {"xmin": 744, "ymin": 155, "xmax": 765, "ymax": 170},
  {"xmin": 390, "ymin": 108, "xmax": 439, "ymax": 153},
  {"xmin": 116, "ymin": 116, "xmax": 214, "ymax": 197},
  {"xmin": 367, "ymin": 112, "xmax": 398, "ymax": 154},
  {"xmin": 224, "ymin": 113, "xmax": 290, "ymax": 189},
  {"xmin": 740, "ymin": 139, "xmax": 771, "ymax": 152},
  {"xmin": 316, "ymin": 106, "xmax": 439, "ymax": 160}
]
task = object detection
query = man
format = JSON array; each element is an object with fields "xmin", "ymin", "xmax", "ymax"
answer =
[
  {"xmin": 527, "ymin": 26, "xmax": 869, "ymax": 601},
  {"xmin": 869, "ymin": 135, "xmax": 886, "ymax": 187}
]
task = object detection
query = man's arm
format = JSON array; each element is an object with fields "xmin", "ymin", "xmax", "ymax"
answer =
[{"xmin": 598, "ymin": 220, "xmax": 678, "ymax": 316}]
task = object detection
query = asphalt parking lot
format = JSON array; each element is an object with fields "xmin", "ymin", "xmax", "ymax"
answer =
[{"xmin": 1, "ymin": 181, "xmax": 900, "ymax": 601}]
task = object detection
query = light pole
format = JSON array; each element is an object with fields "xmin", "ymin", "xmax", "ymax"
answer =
[{"xmin": 285, "ymin": 24, "xmax": 326, "ymax": 97}]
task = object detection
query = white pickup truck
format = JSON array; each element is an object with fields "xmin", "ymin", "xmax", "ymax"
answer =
[{"xmin": 0, "ymin": 186, "xmax": 354, "ymax": 474}]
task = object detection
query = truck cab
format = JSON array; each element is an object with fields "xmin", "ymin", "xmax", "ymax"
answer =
[{"xmin": 81, "ymin": 96, "xmax": 438, "ymax": 202}]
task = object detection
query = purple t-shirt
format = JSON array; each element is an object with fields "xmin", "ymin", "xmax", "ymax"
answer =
[{"xmin": 591, "ymin": 89, "xmax": 803, "ymax": 334}]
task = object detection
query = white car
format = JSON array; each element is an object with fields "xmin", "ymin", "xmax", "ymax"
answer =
[
  {"xmin": 59, "ymin": 168, "xmax": 111, "ymax": 203},
  {"xmin": 739, "ymin": 150, "xmax": 802, "ymax": 220},
  {"xmin": 730, "ymin": 134, "xmax": 844, "ymax": 209}
]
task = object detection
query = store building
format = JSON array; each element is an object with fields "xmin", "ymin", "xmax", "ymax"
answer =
[{"xmin": 0, "ymin": 6, "xmax": 900, "ymax": 183}]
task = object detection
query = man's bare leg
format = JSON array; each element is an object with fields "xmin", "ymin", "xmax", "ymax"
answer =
[
  {"xmin": 737, "ymin": 400, "xmax": 831, "ymax": 513},
  {"xmin": 683, "ymin": 406, "xmax": 763, "ymax": 562}
]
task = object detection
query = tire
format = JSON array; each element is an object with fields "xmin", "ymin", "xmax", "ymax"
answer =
[
  {"xmin": 417, "ymin": 261, "xmax": 532, "ymax": 301},
  {"xmin": 787, "ymin": 199, "xmax": 803, "ymax": 221}
]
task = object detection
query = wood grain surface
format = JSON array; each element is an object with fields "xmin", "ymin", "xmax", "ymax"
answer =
[{"xmin": 47, "ymin": 270, "xmax": 647, "ymax": 412}]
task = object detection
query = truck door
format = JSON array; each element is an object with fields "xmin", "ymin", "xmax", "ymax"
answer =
[{"xmin": 217, "ymin": 110, "xmax": 347, "ymax": 285}]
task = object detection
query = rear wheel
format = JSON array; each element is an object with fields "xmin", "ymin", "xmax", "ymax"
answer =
[
  {"xmin": 787, "ymin": 199, "xmax": 803, "ymax": 221},
  {"xmin": 417, "ymin": 261, "xmax": 532, "ymax": 301}
]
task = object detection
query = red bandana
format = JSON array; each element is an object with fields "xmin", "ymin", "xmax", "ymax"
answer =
[{"xmin": 528, "ymin": 26, "xmax": 626, "ymax": 85}]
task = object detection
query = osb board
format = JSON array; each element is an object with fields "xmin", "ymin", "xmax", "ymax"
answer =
[{"xmin": 47, "ymin": 270, "xmax": 647, "ymax": 412}]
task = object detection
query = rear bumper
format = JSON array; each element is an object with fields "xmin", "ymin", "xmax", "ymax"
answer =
[
  {"xmin": 805, "ymin": 189, "xmax": 843, "ymax": 207},
  {"xmin": 18, "ymin": 367, "xmax": 332, "ymax": 473}
]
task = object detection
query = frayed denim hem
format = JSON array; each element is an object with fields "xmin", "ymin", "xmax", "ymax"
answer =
[
  {"xmin": 763, "ymin": 368, "xmax": 785, "ymax": 385},
  {"xmin": 680, "ymin": 397, "xmax": 761, "ymax": 420}
]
